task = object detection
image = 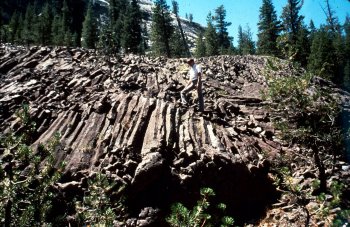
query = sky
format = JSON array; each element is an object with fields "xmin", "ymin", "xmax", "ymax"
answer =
[{"xmin": 166, "ymin": 0, "xmax": 350, "ymax": 45}]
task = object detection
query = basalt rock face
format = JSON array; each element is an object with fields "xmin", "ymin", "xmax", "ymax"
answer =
[{"xmin": 0, "ymin": 44, "xmax": 349, "ymax": 226}]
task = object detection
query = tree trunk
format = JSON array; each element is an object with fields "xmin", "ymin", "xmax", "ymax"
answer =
[
  {"xmin": 176, "ymin": 16, "xmax": 190, "ymax": 57},
  {"xmin": 313, "ymin": 146, "xmax": 327, "ymax": 192}
]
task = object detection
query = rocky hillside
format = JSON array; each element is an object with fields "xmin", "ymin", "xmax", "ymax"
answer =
[
  {"xmin": 96, "ymin": 0, "xmax": 204, "ymax": 49},
  {"xmin": 0, "ymin": 44, "xmax": 349, "ymax": 226}
]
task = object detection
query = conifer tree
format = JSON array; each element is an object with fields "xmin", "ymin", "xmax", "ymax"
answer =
[
  {"xmin": 308, "ymin": 27, "xmax": 336, "ymax": 80},
  {"xmin": 195, "ymin": 32, "xmax": 206, "ymax": 57},
  {"xmin": 257, "ymin": 0, "xmax": 280, "ymax": 56},
  {"xmin": 98, "ymin": 22, "xmax": 116, "ymax": 55},
  {"xmin": 8, "ymin": 12, "xmax": 20, "ymax": 43},
  {"xmin": 141, "ymin": 23, "xmax": 149, "ymax": 53},
  {"xmin": 332, "ymin": 32, "xmax": 345, "ymax": 84},
  {"xmin": 323, "ymin": 0, "xmax": 345, "ymax": 85},
  {"xmin": 214, "ymin": 5, "xmax": 232, "ymax": 54},
  {"xmin": 281, "ymin": 0, "xmax": 304, "ymax": 43},
  {"xmin": 323, "ymin": 0, "xmax": 341, "ymax": 33},
  {"xmin": 109, "ymin": 0, "xmax": 120, "ymax": 24},
  {"xmin": 22, "ymin": 3, "xmax": 36, "ymax": 46},
  {"xmin": 109, "ymin": 0, "xmax": 129, "ymax": 52},
  {"xmin": 82, "ymin": 0, "xmax": 97, "ymax": 49},
  {"xmin": 204, "ymin": 12, "xmax": 219, "ymax": 56},
  {"xmin": 237, "ymin": 25, "xmax": 256, "ymax": 55},
  {"xmin": 15, "ymin": 14, "xmax": 24, "ymax": 44},
  {"xmin": 0, "ymin": 8, "xmax": 3, "ymax": 42},
  {"xmin": 70, "ymin": 0, "xmax": 85, "ymax": 46},
  {"xmin": 170, "ymin": 28, "xmax": 187, "ymax": 57},
  {"xmin": 37, "ymin": 3, "xmax": 52, "ymax": 45},
  {"xmin": 172, "ymin": 0, "xmax": 190, "ymax": 57},
  {"xmin": 51, "ymin": 15, "xmax": 63, "ymax": 45},
  {"xmin": 150, "ymin": 0, "xmax": 174, "ymax": 57},
  {"xmin": 61, "ymin": 0, "xmax": 72, "ymax": 46},
  {"xmin": 51, "ymin": 0, "xmax": 62, "ymax": 15},
  {"xmin": 121, "ymin": 0, "xmax": 142, "ymax": 54},
  {"xmin": 295, "ymin": 23, "xmax": 310, "ymax": 67},
  {"xmin": 309, "ymin": 20, "xmax": 317, "ymax": 41},
  {"xmin": 280, "ymin": 0, "xmax": 304, "ymax": 60},
  {"xmin": 345, "ymin": 16, "xmax": 350, "ymax": 64},
  {"xmin": 189, "ymin": 14, "xmax": 193, "ymax": 24},
  {"xmin": 344, "ymin": 16, "xmax": 350, "ymax": 89}
]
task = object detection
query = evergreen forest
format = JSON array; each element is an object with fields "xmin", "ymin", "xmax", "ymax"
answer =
[{"xmin": 0, "ymin": 0, "xmax": 349, "ymax": 90}]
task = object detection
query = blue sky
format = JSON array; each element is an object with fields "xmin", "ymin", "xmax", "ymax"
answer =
[{"xmin": 166, "ymin": 0, "xmax": 350, "ymax": 45}]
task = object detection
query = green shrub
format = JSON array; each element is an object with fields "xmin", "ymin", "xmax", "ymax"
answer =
[
  {"xmin": 0, "ymin": 104, "xmax": 64, "ymax": 226},
  {"xmin": 263, "ymin": 67, "xmax": 342, "ymax": 153},
  {"xmin": 166, "ymin": 187, "xmax": 234, "ymax": 227},
  {"xmin": 263, "ymin": 61, "xmax": 349, "ymax": 225},
  {"xmin": 76, "ymin": 173, "xmax": 127, "ymax": 226}
]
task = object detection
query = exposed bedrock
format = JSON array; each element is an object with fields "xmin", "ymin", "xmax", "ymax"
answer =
[{"xmin": 1, "ymin": 44, "xmax": 349, "ymax": 225}]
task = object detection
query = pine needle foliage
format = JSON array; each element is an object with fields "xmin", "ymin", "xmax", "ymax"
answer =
[
  {"xmin": 263, "ymin": 59, "xmax": 344, "ymax": 192},
  {"xmin": 0, "ymin": 104, "xmax": 64, "ymax": 226},
  {"xmin": 150, "ymin": 0, "xmax": 174, "ymax": 57},
  {"xmin": 166, "ymin": 187, "xmax": 234, "ymax": 227}
]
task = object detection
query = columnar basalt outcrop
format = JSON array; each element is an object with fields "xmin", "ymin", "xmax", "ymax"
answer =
[{"xmin": 0, "ymin": 44, "xmax": 349, "ymax": 226}]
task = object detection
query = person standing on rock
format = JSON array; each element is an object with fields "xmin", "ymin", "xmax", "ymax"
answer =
[{"xmin": 180, "ymin": 58, "xmax": 204, "ymax": 112}]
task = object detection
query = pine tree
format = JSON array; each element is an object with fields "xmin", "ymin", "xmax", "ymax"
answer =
[
  {"xmin": 0, "ymin": 8, "xmax": 4, "ymax": 43},
  {"xmin": 345, "ymin": 16, "xmax": 350, "ymax": 85},
  {"xmin": 141, "ymin": 23, "xmax": 149, "ymax": 53},
  {"xmin": 308, "ymin": 27, "xmax": 336, "ymax": 80},
  {"xmin": 195, "ymin": 32, "xmax": 206, "ymax": 57},
  {"xmin": 237, "ymin": 25, "xmax": 243, "ymax": 55},
  {"xmin": 344, "ymin": 33, "xmax": 350, "ymax": 89},
  {"xmin": 204, "ymin": 12, "xmax": 218, "ymax": 56},
  {"xmin": 170, "ymin": 28, "xmax": 187, "ymax": 57},
  {"xmin": 345, "ymin": 16, "xmax": 350, "ymax": 57},
  {"xmin": 15, "ymin": 14, "xmax": 24, "ymax": 44},
  {"xmin": 280, "ymin": 0, "xmax": 304, "ymax": 60},
  {"xmin": 322, "ymin": 0, "xmax": 345, "ymax": 85},
  {"xmin": 70, "ymin": 0, "xmax": 86, "ymax": 47},
  {"xmin": 214, "ymin": 5, "xmax": 232, "ymax": 54},
  {"xmin": 172, "ymin": 0, "xmax": 190, "ymax": 56},
  {"xmin": 150, "ymin": 0, "xmax": 174, "ymax": 57},
  {"xmin": 332, "ymin": 32, "xmax": 345, "ymax": 84},
  {"xmin": 295, "ymin": 22, "xmax": 310, "ymax": 67},
  {"xmin": 237, "ymin": 25, "xmax": 256, "ymax": 55},
  {"xmin": 309, "ymin": 20, "xmax": 317, "ymax": 42},
  {"xmin": 121, "ymin": 0, "xmax": 142, "ymax": 54},
  {"xmin": 8, "ymin": 11, "xmax": 20, "ymax": 43},
  {"xmin": 61, "ymin": 0, "xmax": 72, "ymax": 46},
  {"xmin": 109, "ymin": 0, "xmax": 120, "ymax": 24},
  {"xmin": 51, "ymin": 0, "xmax": 62, "ymax": 15},
  {"xmin": 98, "ymin": 22, "xmax": 116, "ymax": 59},
  {"xmin": 22, "ymin": 3, "xmax": 36, "ymax": 46},
  {"xmin": 82, "ymin": 0, "xmax": 97, "ymax": 49},
  {"xmin": 37, "ymin": 3, "xmax": 52, "ymax": 45},
  {"xmin": 51, "ymin": 15, "xmax": 63, "ymax": 46},
  {"xmin": 109, "ymin": 0, "xmax": 129, "ymax": 52},
  {"xmin": 257, "ymin": 0, "xmax": 281, "ymax": 56},
  {"xmin": 72, "ymin": 32, "xmax": 79, "ymax": 47},
  {"xmin": 323, "ymin": 0, "xmax": 341, "ymax": 33},
  {"xmin": 189, "ymin": 14, "xmax": 193, "ymax": 24}
]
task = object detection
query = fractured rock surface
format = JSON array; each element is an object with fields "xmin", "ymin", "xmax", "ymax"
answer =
[{"xmin": 1, "ymin": 44, "xmax": 349, "ymax": 225}]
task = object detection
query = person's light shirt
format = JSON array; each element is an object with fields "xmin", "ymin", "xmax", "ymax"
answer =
[{"xmin": 188, "ymin": 64, "xmax": 201, "ymax": 81}]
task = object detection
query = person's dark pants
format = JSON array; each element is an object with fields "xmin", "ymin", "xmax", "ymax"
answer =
[{"xmin": 181, "ymin": 79, "xmax": 198, "ymax": 104}]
